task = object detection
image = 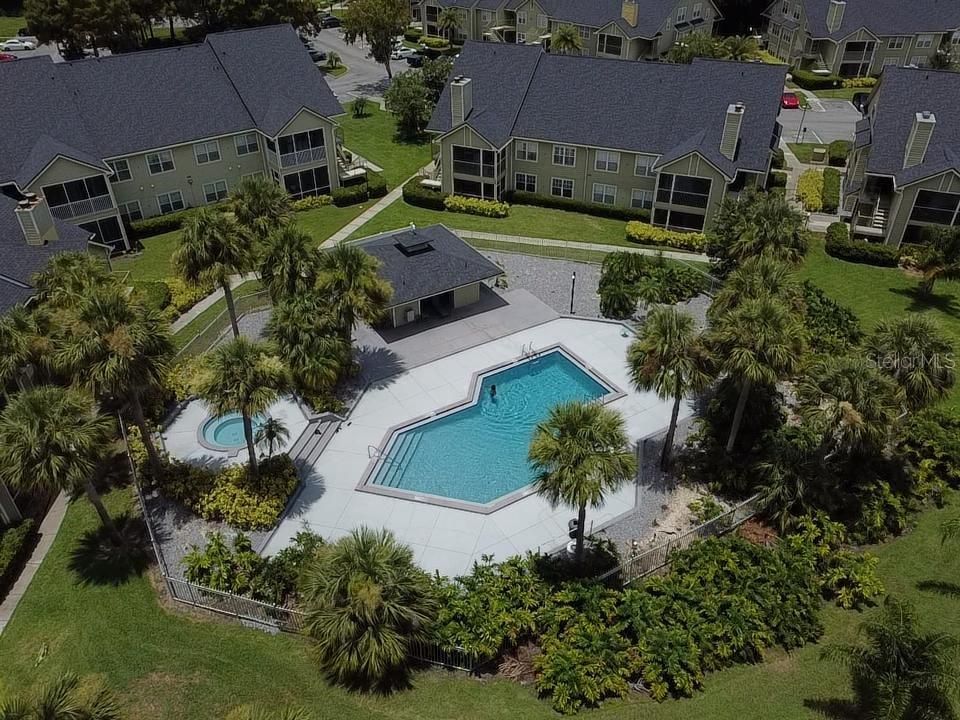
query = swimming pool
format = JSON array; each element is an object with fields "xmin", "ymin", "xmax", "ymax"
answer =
[
  {"xmin": 199, "ymin": 412, "xmax": 266, "ymax": 452},
  {"xmin": 367, "ymin": 349, "xmax": 615, "ymax": 507}
]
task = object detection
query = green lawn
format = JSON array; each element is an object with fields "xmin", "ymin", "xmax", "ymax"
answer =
[
  {"xmin": 0, "ymin": 484, "xmax": 956, "ymax": 718},
  {"xmin": 337, "ymin": 102, "xmax": 433, "ymax": 188},
  {"xmin": 321, "ymin": 63, "xmax": 348, "ymax": 78},
  {"xmin": 798, "ymin": 236, "xmax": 960, "ymax": 411},
  {"xmin": 787, "ymin": 143, "xmax": 828, "ymax": 164},
  {"xmin": 0, "ymin": 15, "xmax": 26, "ymax": 37}
]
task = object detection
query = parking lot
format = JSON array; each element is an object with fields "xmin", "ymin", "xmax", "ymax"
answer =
[{"xmin": 778, "ymin": 96, "xmax": 864, "ymax": 144}]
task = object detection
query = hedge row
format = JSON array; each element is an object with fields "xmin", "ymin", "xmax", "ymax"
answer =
[
  {"xmin": 828, "ymin": 140, "xmax": 852, "ymax": 167},
  {"xmin": 825, "ymin": 223, "xmax": 900, "ymax": 266},
  {"xmin": 797, "ymin": 169, "xmax": 824, "ymax": 212},
  {"xmin": 503, "ymin": 190, "xmax": 651, "ymax": 223},
  {"xmin": 822, "ymin": 168, "xmax": 841, "ymax": 213},
  {"xmin": 443, "ymin": 194, "xmax": 509, "ymax": 218},
  {"xmin": 771, "ymin": 148, "xmax": 786, "ymax": 170},
  {"xmin": 625, "ymin": 221, "xmax": 707, "ymax": 252},
  {"xmin": 403, "ymin": 27, "xmax": 423, "ymax": 42},
  {"xmin": 790, "ymin": 68, "xmax": 843, "ymax": 90},
  {"xmin": 768, "ymin": 170, "xmax": 788, "ymax": 189},
  {"xmin": 403, "ymin": 178, "xmax": 448, "ymax": 210},
  {"xmin": 331, "ymin": 170, "xmax": 388, "ymax": 207},
  {"xmin": 0, "ymin": 519, "xmax": 36, "ymax": 602}
]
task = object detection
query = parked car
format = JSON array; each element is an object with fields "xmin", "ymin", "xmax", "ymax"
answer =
[
  {"xmin": 308, "ymin": 47, "xmax": 327, "ymax": 62},
  {"xmin": 780, "ymin": 92, "xmax": 801, "ymax": 110},
  {"xmin": 1, "ymin": 38, "xmax": 37, "ymax": 51},
  {"xmin": 391, "ymin": 46, "xmax": 417, "ymax": 60},
  {"xmin": 406, "ymin": 54, "xmax": 423, "ymax": 67},
  {"xmin": 320, "ymin": 14, "xmax": 341, "ymax": 28},
  {"xmin": 851, "ymin": 92, "xmax": 870, "ymax": 112},
  {"xmin": 0, "ymin": 53, "xmax": 17, "ymax": 62}
]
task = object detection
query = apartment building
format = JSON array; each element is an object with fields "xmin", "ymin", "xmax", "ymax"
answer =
[
  {"xmin": 0, "ymin": 24, "xmax": 346, "ymax": 257},
  {"xmin": 845, "ymin": 67, "xmax": 960, "ymax": 247},
  {"xmin": 418, "ymin": 0, "xmax": 720, "ymax": 60},
  {"xmin": 764, "ymin": 0, "xmax": 960, "ymax": 76},
  {"xmin": 426, "ymin": 42, "xmax": 785, "ymax": 233}
]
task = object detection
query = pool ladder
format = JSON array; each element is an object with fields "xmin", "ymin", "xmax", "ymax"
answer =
[
  {"xmin": 520, "ymin": 342, "xmax": 540, "ymax": 359},
  {"xmin": 368, "ymin": 445, "xmax": 402, "ymax": 467}
]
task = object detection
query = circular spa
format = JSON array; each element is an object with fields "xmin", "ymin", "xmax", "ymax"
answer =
[{"xmin": 198, "ymin": 412, "xmax": 268, "ymax": 455}]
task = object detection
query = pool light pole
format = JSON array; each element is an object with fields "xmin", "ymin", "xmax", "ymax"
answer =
[{"xmin": 569, "ymin": 272, "xmax": 576, "ymax": 315}]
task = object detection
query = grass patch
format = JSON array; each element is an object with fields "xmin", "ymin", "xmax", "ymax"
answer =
[
  {"xmin": 149, "ymin": 24, "xmax": 189, "ymax": 41},
  {"xmin": 321, "ymin": 63, "xmax": 348, "ymax": 77},
  {"xmin": 337, "ymin": 102, "xmax": 432, "ymax": 188},
  {"xmin": 0, "ymin": 481, "xmax": 956, "ymax": 718},
  {"xmin": 788, "ymin": 143, "xmax": 827, "ymax": 164},
  {"xmin": 799, "ymin": 235, "xmax": 960, "ymax": 412},
  {"xmin": 0, "ymin": 15, "xmax": 26, "ymax": 37},
  {"xmin": 813, "ymin": 87, "xmax": 862, "ymax": 100}
]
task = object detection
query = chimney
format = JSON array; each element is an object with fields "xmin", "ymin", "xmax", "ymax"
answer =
[
  {"xmin": 14, "ymin": 193, "xmax": 57, "ymax": 247},
  {"xmin": 621, "ymin": 0, "xmax": 638, "ymax": 27},
  {"xmin": 904, "ymin": 110, "xmax": 936, "ymax": 169},
  {"xmin": 826, "ymin": 0, "xmax": 846, "ymax": 32},
  {"xmin": 720, "ymin": 103, "xmax": 745, "ymax": 161},
  {"xmin": 450, "ymin": 76, "xmax": 473, "ymax": 126}
]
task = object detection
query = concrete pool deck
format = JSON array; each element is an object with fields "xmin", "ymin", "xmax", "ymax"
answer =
[{"xmin": 264, "ymin": 317, "xmax": 692, "ymax": 578}]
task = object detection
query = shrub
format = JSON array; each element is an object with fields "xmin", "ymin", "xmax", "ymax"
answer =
[
  {"xmin": 825, "ymin": 233, "xmax": 900, "ymax": 267},
  {"xmin": 503, "ymin": 190, "xmax": 650, "ymax": 223},
  {"xmin": 897, "ymin": 409, "xmax": 960, "ymax": 489},
  {"xmin": 421, "ymin": 36, "xmax": 449, "ymax": 49},
  {"xmin": 821, "ymin": 167, "xmax": 841, "ymax": 213},
  {"xmin": 790, "ymin": 68, "xmax": 843, "ymax": 90},
  {"xmin": 403, "ymin": 27, "xmax": 423, "ymax": 42},
  {"xmin": 841, "ymin": 76, "xmax": 877, "ymax": 89},
  {"xmin": 768, "ymin": 170, "xmax": 788, "ymax": 189},
  {"xmin": 802, "ymin": 280, "xmax": 863, "ymax": 353},
  {"xmin": 827, "ymin": 140, "xmax": 852, "ymax": 167},
  {"xmin": 796, "ymin": 169, "xmax": 824, "ymax": 212},
  {"xmin": 688, "ymin": 496, "xmax": 724, "ymax": 524},
  {"xmin": 129, "ymin": 208, "xmax": 195, "ymax": 239},
  {"xmin": 291, "ymin": 195, "xmax": 332, "ymax": 212},
  {"xmin": 403, "ymin": 178, "xmax": 449, "ymax": 210},
  {"xmin": 826, "ymin": 220, "xmax": 849, "ymax": 244},
  {"xmin": 166, "ymin": 276, "xmax": 216, "ymax": 313},
  {"xmin": 771, "ymin": 147, "xmax": 786, "ymax": 170},
  {"xmin": 443, "ymin": 194, "xmax": 509, "ymax": 218},
  {"xmin": 331, "ymin": 183, "xmax": 369, "ymax": 207},
  {"xmin": 352, "ymin": 95, "xmax": 368, "ymax": 118},
  {"xmin": 0, "ymin": 519, "xmax": 36, "ymax": 601},
  {"xmin": 366, "ymin": 169, "xmax": 388, "ymax": 199},
  {"xmin": 598, "ymin": 251, "xmax": 707, "ymax": 318},
  {"xmin": 624, "ymin": 221, "xmax": 707, "ymax": 252},
  {"xmin": 132, "ymin": 280, "xmax": 172, "ymax": 313}
]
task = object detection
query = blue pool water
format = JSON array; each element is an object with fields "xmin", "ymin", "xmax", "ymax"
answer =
[
  {"xmin": 370, "ymin": 350, "xmax": 610, "ymax": 504},
  {"xmin": 202, "ymin": 412, "xmax": 266, "ymax": 449}
]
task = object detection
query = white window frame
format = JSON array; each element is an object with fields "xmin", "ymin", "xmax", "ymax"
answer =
[
  {"xmin": 552, "ymin": 144, "xmax": 577, "ymax": 167},
  {"xmin": 676, "ymin": 5, "xmax": 686, "ymax": 23},
  {"xmin": 592, "ymin": 182, "xmax": 616, "ymax": 205},
  {"xmin": 515, "ymin": 140, "xmax": 538, "ymax": 162},
  {"xmin": 481, "ymin": 9, "xmax": 492, "ymax": 23},
  {"xmin": 597, "ymin": 33, "xmax": 622, "ymax": 55},
  {"xmin": 595, "ymin": 150, "xmax": 620, "ymax": 173},
  {"xmin": 117, "ymin": 200, "xmax": 142, "ymax": 222},
  {"xmin": 202, "ymin": 179, "xmax": 229, "ymax": 204},
  {"xmin": 781, "ymin": 1, "xmax": 789, "ymax": 16},
  {"xmin": 515, "ymin": 172, "xmax": 537, "ymax": 193},
  {"xmin": 630, "ymin": 188, "xmax": 653, "ymax": 210},
  {"xmin": 108, "ymin": 159, "xmax": 131, "ymax": 183},
  {"xmin": 953, "ymin": 31, "xmax": 960, "ymax": 46},
  {"xmin": 916, "ymin": 35, "xmax": 933, "ymax": 49},
  {"xmin": 194, "ymin": 140, "xmax": 221, "ymax": 165},
  {"xmin": 882, "ymin": 56, "xmax": 900, "ymax": 67},
  {"xmin": 146, "ymin": 150, "xmax": 174, "ymax": 175},
  {"xmin": 551, "ymin": 177, "xmax": 575, "ymax": 198},
  {"xmin": 909, "ymin": 55, "xmax": 926, "ymax": 66},
  {"xmin": 234, "ymin": 133, "xmax": 260, "ymax": 156},
  {"xmin": 537, "ymin": 14, "xmax": 547, "ymax": 28},
  {"xmin": 156, "ymin": 190, "xmax": 185, "ymax": 215},
  {"xmin": 516, "ymin": 10, "xmax": 526, "ymax": 24},
  {"xmin": 634, "ymin": 155, "xmax": 657, "ymax": 177},
  {"xmin": 887, "ymin": 36, "xmax": 906, "ymax": 50},
  {"xmin": 578, "ymin": 25, "xmax": 591, "ymax": 41},
  {"xmin": 242, "ymin": 171, "xmax": 264, "ymax": 181},
  {"xmin": 692, "ymin": 2, "xmax": 702, "ymax": 19},
  {"xmin": 517, "ymin": 31, "xmax": 526, "ymax": 42}
]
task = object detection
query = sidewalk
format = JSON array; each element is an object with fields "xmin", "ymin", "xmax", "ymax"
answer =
[
  {"xmin": 170, "ymin": 272, "xmax": 258, "ymax": 333},
  {"xmin": 0, "ymin": 493, "xmax": 69, "ymax": 635}
]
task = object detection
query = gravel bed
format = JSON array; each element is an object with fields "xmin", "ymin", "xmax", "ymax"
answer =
[{"xmin": 482, "ymin": 251, "xmax": 603, "ymax": 317}]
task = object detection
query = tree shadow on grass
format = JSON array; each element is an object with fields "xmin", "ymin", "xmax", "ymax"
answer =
[
  {"xmin": 916, "ymin": 579, "xmax": 960, "ymax": 599},
  {"xmin": 802, "ymin": 698, "xmax": 861, "ymax": 719},
  {"xmin": 889, "ymin": 286, "xmax": 960, "ymax": 318},
  {"xmin": 68, "ymin": 513, "xmax": 153, "ymax": 587}
]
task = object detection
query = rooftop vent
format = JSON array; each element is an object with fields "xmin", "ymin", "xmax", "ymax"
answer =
[{"xmin": 396, "ymin": 232, "xmax": 434, "ymax": 256}]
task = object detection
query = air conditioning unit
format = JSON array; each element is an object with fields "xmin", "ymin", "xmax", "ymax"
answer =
[{"xmin": 405, "ymin": 308, "xmax": 416, "ymax": 323}]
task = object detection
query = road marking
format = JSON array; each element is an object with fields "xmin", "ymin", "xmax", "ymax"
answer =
[{"xmin": 809, "ymin": 129, "xmax": 824, "ymax": 143}]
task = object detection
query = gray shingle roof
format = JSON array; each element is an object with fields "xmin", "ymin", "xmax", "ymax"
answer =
[
  {"xmin": 0, "ymin": 25, "xmax": 342, "ymax": 187},
  {"xmin": 862, "ymin": 67, "xmax": 960, "ymax": 186},
  {"xmin": 428, "ymin": 42, "xmax": 786, "ymax": 178},
  {"xmin": 355, "ymin": 224, "xmax": 503, "ymax": 306},
  {"xmin": 801, "ymin": 0, "xmax": 960, "ymax": 39}
]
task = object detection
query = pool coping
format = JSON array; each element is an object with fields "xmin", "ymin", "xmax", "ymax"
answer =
[{"xmin": 355, "ymin": 342, "xmax": 627, "ymax": 515}]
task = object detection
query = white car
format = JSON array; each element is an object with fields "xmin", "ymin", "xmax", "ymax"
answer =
[
  {"xmin": 391, "ymin": 46, "xmax": 417, "ymax": 60},
  {"xmin": 1, "ymin": 38, "xmax": 36, "ymax": 51}
]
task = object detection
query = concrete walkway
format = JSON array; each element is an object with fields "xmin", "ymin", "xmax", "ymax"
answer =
[
  {"xmin": 170, "ymin": 272, "xmax": 259, "ymax": 333},
  {"xmin": 0, "ymin": 493, "xmax": 69, "ymax": 635},
  {"xmin": 323, "ymin": 172, "xmax": 423, "ymax": 247}
]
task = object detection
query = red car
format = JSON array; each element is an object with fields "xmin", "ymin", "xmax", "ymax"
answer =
[
  {"xmin": 781, "ymin": 92, "xmax": 801, "ymax": 109},
  {"xmin": 0, "ymin": 53, "xmax": 17, "ymax": 63}
]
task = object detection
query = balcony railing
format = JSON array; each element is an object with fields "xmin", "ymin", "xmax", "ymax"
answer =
[
  {"xmin": 49, "ymin": 194, "xmax": 114, "ymax": 220},
  {"xmin": 279, "ymin": 147, "xmax": 327, "ymax": 169}
]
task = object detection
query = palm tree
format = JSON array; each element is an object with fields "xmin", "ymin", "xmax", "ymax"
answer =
[
  {"xmin": 230, "ymin": 175, "xmax": 290, "ymax": 246},
  {"xmin": 709, "ymin": 295, "xmax": 807, "ymax": 453},
  {"xmin": 916, "ymin": 227, "xmax": 960, "ymax": 296},
  {"xmin": 712, "ymin": 189, "xmax": 808, "ymax": 269},
  {"xmin": 550, "ymin": 24, "xmax": 582, "ymax": 55},
  {"xmin": 723, "ymin": 35, "xmax": 759, "ymax": 61},
  {"xmin": 867, "ymin": 316, "xmax": 956, "ymax": 409},
  {"xmin": 55, "ymin": 286, "xmax": 174, "ymax": 478},
  {"xmin": 822, "ymin": 596, "xmax": 960, "ymax": 720},
  {"xmin": 300, "ymin": 527, "xmax": 438, "ymax": 687},
  {"xmin": 267, "ymin": 295, "xmax": 350, "ymax": 396},
  {"xmin": 31, "ymin": 252, "xmax": 113, "ymax": 308},
  {"xmin": 0, "ymin": 673, "xmax": 119, "ymax": 720},
  {"xmin": 943, "ymin": 516, "xmax": 960, "ymax": 544},
  {"xmin": 709, "ymin": 254, "xmax": 799, "ymax": 316},
  {"xmin": 326, "ymin": 51, "xmax": 341, "ymax": 70},
  {"xmin": 0, "ymin": 305, "xmax": 52, "ymax": 389},
  {"xmin": 196, "ymin": 338, "xmax": 289, "ymax": 479},
  {"xmin": 259, "ymin": 226, "xmax": 322, "ymax": 302},
  {"xmin": 627, "ymin": 307, "xmax": 712, "ymax": 470},
  {"xmin": 757, "ymin": 425, "xmax": 826, "ymax": 532},
  {"xmin": 529, "ymin": 401, "xmax": 637, "ymax": 559},
  {"xmin": 316, "ymin": 242, "xmax": 393, "ymax": 342},
  {"xmin": 255, "ymin": 417, "xmax": 289, "ymax": 458},
  {"xmin": 225, "ymin": 706, "xmax": 312, "ymax": 720},
  {"xmin": 173, "ymin": 209, "xmax": 254, "ymax": 338},
  {"xmin": 0, "ymin": 386, "xmax": 117, "ymax": 535},
  {"xmin": 436, "ymin": 7, "xmax": 460, "ymax": 45}
]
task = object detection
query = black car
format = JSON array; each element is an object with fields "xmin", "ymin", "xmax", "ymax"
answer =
[
  {"xmin": 851, "ymin": 91, "xmax": 870, "ymax": 113},
  {"xmin": 320, "ymin": 14, "xmax": 341, "ymax": 28},
  {"xmin": 308, "ymin": 47, "xmax": 327, "ymax": 62},
  {"xmin": 406, "ymin": 54, "xmax": 423, "ymax": 67}
]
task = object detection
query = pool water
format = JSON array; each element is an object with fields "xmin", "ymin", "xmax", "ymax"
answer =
[
  {"xmin": 370, "ymin": 350, "xmax": 610, "ymax": 504},
  {"xmin": 202, "ymin": 412, "xmax": 266, "ymax": 449}
]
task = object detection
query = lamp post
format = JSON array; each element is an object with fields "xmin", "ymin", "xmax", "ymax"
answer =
[
  {"xmin": 795, "ymin": 106, "xmax": 808, "ymax": 142},
  {"xmin": 569, "ymin": 272, "xmax": 576, "ymax": 315}
]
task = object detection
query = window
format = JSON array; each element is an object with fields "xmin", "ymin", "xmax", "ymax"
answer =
[
  {"xmin": 481, "ymin": 10, "xmax": 492, "ymax": 23},
  {"xmin": 657, "ymin": 173, "xmax": 711, "ymax": 208},
  {"xmin": 78, "ymin": 216, "xmax": 124, "ymax": 247},
  {"xmin": 909, "ymin": 55, "xmax": 926, "ymax": 67},
  {"xmin": 595, "ymin": 150, "xmax": 620, "ymax": 172},
  {"xmin": 283, "ymin": 166, "xmax": 331, "ymax": 199},
  {"xmin": 592, "ymin": 183, "xmax": 616, "ymax": 205},
  {"xmin": 792, "ymin": 4, "xmax": 800, "ymax": 20},
  {"xmin": 597, "ymin": 33, "xmax": 622, "ymax": 55},
  {"xmin": 631, "ymin": 188, "xmax": 653, "ymax": 210},
  {"xmin": 537, "ymin": 14, "xmax": 547, "ymax": 28},
  {"xmin": 883, "ymin": 57, "xmax": 900, "ymax": 67},
  {"xmin": 234, "ymin": 133, "xmax": 260, "ymax": 156},
  {"xmin": 916, "ymin": 35, "xmax": 933, "ymax": 49},
  {"xmin": 781, "ymin": 1, "xmax": 789, "ymax": 16},
  {"xmin": 453, "ymin": 146, "xmax": 496, "ymax": 177},
  {"xmin": 551, "ymin": 177, "xmax": 574, "ymax": 198},
  {"xmin": 552, "ymin": 145, "xmax": 577, "ymax": 166},
  {"xmin": 515, "ymin": 173, "xmax": 537, "ymax": 193},
  {"xmin": 692, "ymin": 2, "xmax": 702, "ymax": 19},
  {"xmin": 909, "ymin": 190, "xmax": 960, "ymax": 226},
  {"xmin": 157, "ymin": 190, "xmax": 185, "ymax": 215},
  {"xmin": 676, "ymin": 5, "xmax": 686, "ymax": 23},
  {"xmin": 108, "ymin": 159, "xmax": 131, "ymax": 182},
  {"xmin": 203, "ymin": 179, "xmax": 228, "ymax": 203},
  {"xmin": 515, "ymin": 140, "xmax": 538, "ymax": 162},
  {"xmin": 516, "ymin": 10, "xmax": 526, "ymax": 24},
  {"xmin": 578, "ymin": 25, "xmax": 591, "ymax": 42},
  {"xmin": 887, "ymin": 36, "xmax": 906, "ymax": 50},
  {"xmin": 194, "ymin": 140, "xmax": 221, "ymax": 165},
  {"xmin": 146, "ymin": 150, "xmax": 174, "ymax": 175},
  {"xmin": 242, "ymin": 172, "xmax": 263, "ymax": 181},
  {"xmin": 634, "ymin": 155, "xmax": 657, "ymax": 176},
  {"xmin": 278, "ymin": 129, "xmax": 326, "ymax": 157},
  {"xmin": 42, "ymin": 175, "xmax": 110, "ymax": 210},
  {"xmin": 517, "ymin": 31, "xmax": 526, "ymax": 42},
  {"xmin": 117, "ymin": 200, "xmax": 143, "ymax": 222},
  {"xmin": 953, "ymin": 31, "xmax": 960, "ymax": 46}
]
